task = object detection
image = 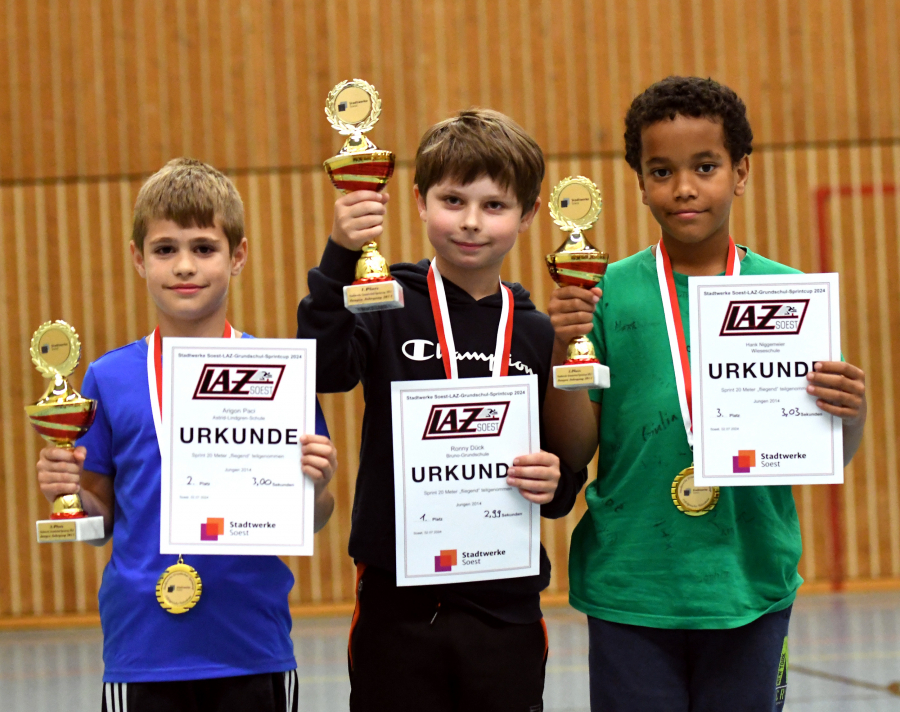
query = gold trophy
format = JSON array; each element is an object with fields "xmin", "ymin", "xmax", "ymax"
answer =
[
  {"xmin": 545, "ymin": 176, "xmax": 611, "ymax": 391},
  {"xmin": 324, "ymin": 78, "xmax": 404, "ymax": 313},
  {"xmin": 25, "ymin": 321, "xmax": 105, "ymax": 543}
]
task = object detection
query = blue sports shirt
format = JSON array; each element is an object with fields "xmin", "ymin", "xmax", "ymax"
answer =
[{"xmin": 77, "ymin": 335, "xmax": 329, "ymax": 683}]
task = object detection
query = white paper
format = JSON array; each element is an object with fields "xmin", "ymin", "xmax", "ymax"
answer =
[
  {"xmin": 160, "ymin": 338, "xmax": 316, "ymax": 555},
  {"xmin": 690, "ymin": 273, "xmax": 843, "ymax": 486},
  {"xmin": 392, "ymin": 376, "xmax": 541, "ymax": 586}
]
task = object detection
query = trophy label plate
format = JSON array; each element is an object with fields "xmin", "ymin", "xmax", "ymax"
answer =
[
  {"xmin": 36, "ymin": 516, "xmax": 104, "ymax": 543},
  {"xmin": 553, "ymin": 363, "xmax": 611, "ymax": 391},
  {"xmin": 37, "ymin": 521, "xmax": 77, "ymax": 541},
  {"xmin": 343, "ymin": 281, "xmax": 405, "ymax": 313}
]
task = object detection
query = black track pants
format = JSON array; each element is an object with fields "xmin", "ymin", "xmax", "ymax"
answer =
[{"xmin": 348, "ymin": 565, "xmax": 548, "ymax": 712}]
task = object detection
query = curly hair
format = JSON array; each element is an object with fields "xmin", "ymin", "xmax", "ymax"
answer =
[{"xmin": 624, "ymin": 76, "xmax": 753, "ymax": 173}]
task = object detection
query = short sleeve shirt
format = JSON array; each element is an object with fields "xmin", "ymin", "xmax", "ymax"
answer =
[
  {"xmin": 569, "ymin": 246, "xmax": 803, "ymax": 629},
  {"xmin": 77, "ymin": 336, "xmax": 329, "ymax": 682}
]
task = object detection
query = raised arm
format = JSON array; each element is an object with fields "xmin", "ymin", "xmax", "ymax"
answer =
[{"xmin": 296, "ymin": 191, "xmax": 390, "ymax": 393}]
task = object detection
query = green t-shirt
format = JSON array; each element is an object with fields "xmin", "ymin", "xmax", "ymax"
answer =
[{"xmin": 568, "ymin": 245, "xmax": 804, "ymax": 629}]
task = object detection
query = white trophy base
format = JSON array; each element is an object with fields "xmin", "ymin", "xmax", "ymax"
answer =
[
  {"xmin": 36, "ymin": 516, "xmax": 105, "ymax": 543},
  {"xmin": 553, "ymin": 362, "xmax": 610, "ymax": 391},
  {"xmin": 343, "ymin": 280, "xmax": 405, "ymax": 313}
]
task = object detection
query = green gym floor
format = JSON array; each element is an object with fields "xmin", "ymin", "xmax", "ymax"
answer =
[{"xmin": 1, "ymin": 590, "xmax": 898, "ymax": 711}]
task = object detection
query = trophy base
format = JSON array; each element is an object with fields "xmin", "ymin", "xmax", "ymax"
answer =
[
  {"xmin": 343, "ymin": 280, "xmax": 405, "ymax": 313},
  {"xmin": 36, "ymin": 515, "xmax": 105, "ymax": 543},
  {"xmin": 553, "ymin": 362, "xmax": 610, "ymax": 391}
]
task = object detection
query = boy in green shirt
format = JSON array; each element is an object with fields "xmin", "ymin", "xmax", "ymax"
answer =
[{"xmin": 546, "ymin": 77, "xmax": 867, "ymax": 711}]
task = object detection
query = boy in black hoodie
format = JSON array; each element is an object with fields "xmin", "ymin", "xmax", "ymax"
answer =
[{"xmin": 297, "ymin": 109, "xmax": 585, "ymax": 712}]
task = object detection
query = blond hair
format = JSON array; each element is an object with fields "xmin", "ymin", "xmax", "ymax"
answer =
[
  {"xmin": 414, "ymin": 109, "xmax": 544, "ymax": 213},
  {"xmin": 132, "ymin": 158, "xmax": 244, "ymax": 252}
]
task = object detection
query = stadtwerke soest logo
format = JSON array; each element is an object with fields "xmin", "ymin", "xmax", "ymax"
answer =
[
  {"xmin": 733, "ymin": 450, "xmax": 756, "ymax": 473},
  {"xmin": 201, "ymin": 517, "xmax": 225, "ymax": 541},
  {"xmin": 435, "ymin": 549, "xmax": 457, "ymax": 572}
]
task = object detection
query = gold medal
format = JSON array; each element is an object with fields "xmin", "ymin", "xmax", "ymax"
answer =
[
  {"xmin": 656, "ymin": 241, "xmax": 737, "ymax": 519},
  {"xmin": 156, "ymin": 555, "xmax": 202, "ymax": 614},
  {"xmin": 671, "ymin": 464, "xmax": 719, "ymax": 516}
]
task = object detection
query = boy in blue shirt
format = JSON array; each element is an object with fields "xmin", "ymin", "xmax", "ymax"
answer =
[
  {"xmin": 546, "ymin": 77, "xmax": 867, "ymax": 711},
  {"xmin": 36, "ymin": 158, "xmax": 337, "ymax": 712}
]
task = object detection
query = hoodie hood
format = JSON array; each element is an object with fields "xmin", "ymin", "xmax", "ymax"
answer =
[{"xmin": 390, "ymin": 258, "xmax": 536, "ymax": 310}]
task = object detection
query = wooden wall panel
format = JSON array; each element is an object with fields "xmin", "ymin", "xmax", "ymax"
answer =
[
  {"xmin": 0, "ymin": 0, "xmax": 898, "ymax": 622},
  {"xmin": 2, "ymin": 0, "xmax": 900, "ymax": 184}
]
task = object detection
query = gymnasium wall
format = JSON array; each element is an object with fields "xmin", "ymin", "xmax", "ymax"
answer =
[{"xmin": 0, "ymin": 0, "xmax": 898, "ymax": 623}]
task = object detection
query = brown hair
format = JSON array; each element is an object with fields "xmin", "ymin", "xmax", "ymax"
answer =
[
  {"xmin": 414, "ymin": 108, "xmax": 545, "ymax": 213},
  {"xmin": 132, "ymin": 158, "xmax": 245, "ymax": 252}
]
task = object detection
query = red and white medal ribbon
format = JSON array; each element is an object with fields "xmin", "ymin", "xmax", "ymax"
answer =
[
  {"xmin": 426, "ymin": 260, "xmax": 514, "ymax": 379},
  {"xmin": 656, "ymin": 238, "xmax": 739, "ymax": 448},
  {"xmin": 147, "ymin": 322, "xmax": 236, "ymax": 449}
]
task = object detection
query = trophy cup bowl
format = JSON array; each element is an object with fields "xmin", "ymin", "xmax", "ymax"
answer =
[
  {"xmin": 323, "ymin": 149, "xmax": 396, "ymax": 284},
  {"xmin": 545, "ymin": 177, "xmax": 611, "ymax": 391},
  {"xmin": 545, "ymin": 247, "xmax": 610, "ymax": 291},
  {"xmin": 546, "ymin": 244, "xmax": 610, "ymax": 366},
  {"xmin": 26, "ymin": 376, "xmax": 97, "ymax": 518},
  {"xmin": 26, "ymin": 321, "xmax": 105, "ymax": 542},
  {"xmin": 324, "ymin": 78, "xmax": 404, "ymax": 312}
]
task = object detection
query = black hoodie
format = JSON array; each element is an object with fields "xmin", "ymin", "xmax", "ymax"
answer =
[{"xmin": 297, "ymin": 239, "xmax": 586, "ymax": 623}]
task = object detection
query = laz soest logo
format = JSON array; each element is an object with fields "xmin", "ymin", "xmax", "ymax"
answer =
[
  {"xmin": 193, "ymin": 364, "xmax": 286, "ymax": 401},
  {"xmin": 422, "ymin": 401, "xmax": 510, "ymax": 440},
  {"xmin": 719, "ymin": 299, "xmax": 810, "ymax": 337}
]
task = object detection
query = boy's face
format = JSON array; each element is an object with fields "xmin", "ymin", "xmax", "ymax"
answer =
[
  {"xmin": 637, "ymin": 115, "xmax": 749, "ymax": 247},
  {"xmin": 131, "ymin": 219, "xmax": 247, "ymax": 327},
  {"xmin": 414, "ymin": 175, "xmax": 538, "ymax": 287}
]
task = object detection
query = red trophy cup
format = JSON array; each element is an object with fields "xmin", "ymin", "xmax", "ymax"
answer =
[
  {"xmin": 545, "ymin": 176, "xmax": 611, "ymax": 391},
  {"xmin": 25, "ymin": 321, "xmax": 105, "ymax": 542},
  {"xmin": 323, "ymin": 78, "xmax": 404, "ymax": 313}
]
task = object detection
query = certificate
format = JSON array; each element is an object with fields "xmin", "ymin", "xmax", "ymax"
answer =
[
  {"xmin": 690, "ymin": 273, "xmax": 842, "ymax": 486},
  {"xmin": 391, "ymin": 375, "xmax": 541, "ymax": 586},
  {"xmin": 159, "ymin": 338, "xmax": 316, "ymax": 555}
]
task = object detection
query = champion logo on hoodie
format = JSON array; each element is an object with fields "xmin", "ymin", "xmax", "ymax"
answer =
[{"xmin": 400, "ymin": 339, "xmax": 534, "ymax": 375}]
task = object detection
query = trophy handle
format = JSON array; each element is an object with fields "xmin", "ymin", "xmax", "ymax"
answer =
[
  {"xmin": 354, "ymin": 242, "xmax": 393, "ymax": 284},
  {"xmin": 566, "ymin": 336, "xmax": 600, "ymax": 365},
  {"xmin": 49, "ymin": 442, "xmax": 87, "ymax": 519},
  {"xmin": 52, "ymin": 492, "xmax": 86, "ymax": 519}
]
